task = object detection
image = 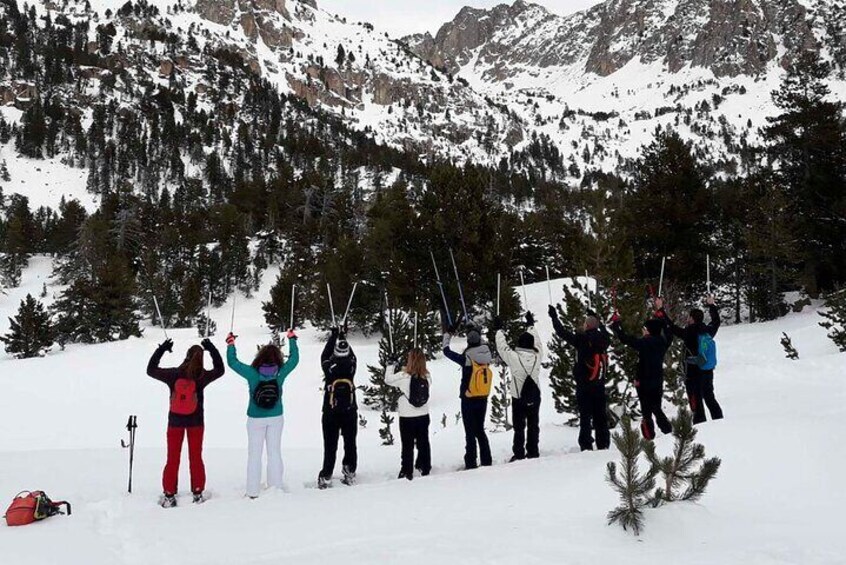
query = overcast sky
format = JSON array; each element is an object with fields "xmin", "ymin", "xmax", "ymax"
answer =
[{"xmin": 319, "ymin": 0, "xmax": 603, "ymax": 38}]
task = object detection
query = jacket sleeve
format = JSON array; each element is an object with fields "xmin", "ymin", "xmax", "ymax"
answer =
[
  {"xmin": 550, "ymin": 315, "xmax": 578, "ymax": 347},
  {"xmin": 321, "ymin": 333, "xmax": 336, "ymax": 378},
  {"xmin": 227, "ymin": 345, "xmax": 254, "ymax": 381},
  {"xmin": 146, "ymin": 348, "xmax": 177, "ymax": 384},
  {"xmin": 494, "ymin": 330, "xmax": 520, "ymax": 368},
  {"xmin": 279, "ymin": 338, "xmax": 300, "ymax": 384},
  {"xmin": 662, "ymin": 309, "xmax": 686, "ymax": 339},
  {"xmin": 529, "ymin": 326, "xmax": 545, "ymax": 362},
  {"xmin": 203, "ymin": 342, "xmax": 225, "ymax": 384},
  {"xmin": 612, "ymin": 323, "xmax": 643, "ymax": 351},
  {"xmin": 706, "ymin": 304, "xmax": 721, "ymax": 337},
  {"xmin": 384, "ymin": 365, "xmax": 405, "ymax": 387},
  {"xmin": 442, "ymin": 334, "xmax": 466, "ymax": 366},
  {"xmin": 661, "ymin": 318, "xmax": 675, "ymax": 347},
  {"xmin": 349, "ymin": 348, "xmax": 358, "ymax": 378}
]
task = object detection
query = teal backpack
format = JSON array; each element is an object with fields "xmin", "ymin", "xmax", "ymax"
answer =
[{"xmin": 697, "ymin": 334, "xmax": 717, "ymax": 370}]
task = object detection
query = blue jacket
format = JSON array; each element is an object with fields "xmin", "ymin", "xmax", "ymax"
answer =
[{"xmin": 227, "ymin": 339, "xmax": 299, "ymax": 418}]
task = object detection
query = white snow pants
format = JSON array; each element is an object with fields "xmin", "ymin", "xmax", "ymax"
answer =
[{"xmin": 246, "ymin": 415, "xmax": 285, "ymax": 497}]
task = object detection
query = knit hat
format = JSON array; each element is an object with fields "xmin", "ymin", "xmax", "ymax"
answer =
[
  {"xmin": 584, "ymin": 316, "xmax": 600, "ymax": 331},
  {"xmin": 517, "ymin": 332, "xmax": 535, "ymax": 350},
  {"xmin": 333, "ymin": 339, "xmax": 350, "ymax": 357},
  {"xmin": 690, "ymin": 308, "xmax": 704, "ymax": 324},
  {"xmin": 466, "ymin": 329, "xmax": 482, "ymax": 347},
  {"xmin": 644, "ymin": 319, "xmax": 665, "ymax": 336}
]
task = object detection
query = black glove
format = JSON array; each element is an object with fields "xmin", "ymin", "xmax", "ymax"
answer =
[
  {"xmin": 159, "ymin": 338, "xmax": 173, "ymax": 353},
  {"xmin": 587, "ymin": 308, "xmax": 598, "ymax": 318},
  {"xmin": 201, "ymin": 338, "xmax": 213, "ymax": 351},
  {"xmin": 330, "ymin": 326, "xmax": 339, "ymax": 338},
  {"xmin": 493, "ymin": 316, "xmax": 504, "ymax": 331},
  {"xmin": 548, "ymin": 305, "xmax": 558, "ymax": 319},
  {"xmin": 525, "ymin": 311, "xmax": 535, "ymax": 327}
]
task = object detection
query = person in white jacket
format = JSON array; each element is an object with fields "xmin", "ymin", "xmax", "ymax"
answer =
[
  {"xmin": 385, "ymin": 348, "xmax": 432, "ymax": 480},
  {"xmin": 494, "ymin": 312, "xmax": 544, "ymax": 461}
]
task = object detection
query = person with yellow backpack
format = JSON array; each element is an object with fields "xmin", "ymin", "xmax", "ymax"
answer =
[{"xmin": 443, "ymin": 323, "xmax": 494, "ymax": 469}]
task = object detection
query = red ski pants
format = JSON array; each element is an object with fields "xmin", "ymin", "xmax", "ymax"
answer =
[{"xmin": 162, "ymin": 426, "xmax": 205, "ymax": 495}]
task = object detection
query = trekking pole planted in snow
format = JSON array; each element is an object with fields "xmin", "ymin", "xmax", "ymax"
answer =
[
  {"xmin": 449, "ymin": 248, "xmax": 469, "ymax": 324},
  {"xmin": 519, "ymin": 268, "xmax": 528, "ymax": 311},
  {"xmin": 658, "ymin": 256, "xmax": 666, "ymax": 297},
  {"xmin": 205, "ymin": 289, "xmax": 212, "ymax": 338},
  {"xmin": 545, "ymin": 265, "xmax": 553, "ymax": 306},
  {"xmin": 120, "ymin": 415, "xmax": 138, "ymax": 494},
  {"xmin": 327, "ymin": 283, "xmax": 337, "ymax": 327},
  {"xmin": 289, "ymin": 284, "xmax": 296, "ymax": 329},
  {"xmin": 431, "ymin": 250, "xmax": 453, "ymax": 328},
  {"xmin": 384, "ymin": 292, "xmax": 395, "ymax": 355},
  {"xmin": 151, "ymin": 294, "xmax": 168, "ymax": 339},
  {"xmin": 341, "ymin": 282, "xmax": 358, "ymax": 327}
]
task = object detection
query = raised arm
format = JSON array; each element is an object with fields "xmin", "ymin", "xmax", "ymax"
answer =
[
  {"xmin": 321, "ymin": 330, "xmax": 338, "ymax": 378},
  {"xmin": 611, "ymin": 322, "xmax": 642, "ymax": 350},
  {"xmin": 548, "ymin": 305, "xmax": 578, "ymax": 346},
  {"xmin": 442, "ymin": 333, "xmax": 465, "ymax": 366},
  {"xmin": 706, "ymin": 303, "xmax": 721, "ymax": 337},
  {"xmin": 279, "ymin": 334, "xmax": 300, "ymax": 383},
  {"xmin": 384, "ymin": 363, "xmax": 406, "ymax": 387},
  {"xmin": 147, "ymin": 340, "xmax": 178, "ymax": 383},
  {"xmin": 226, "ymin": 343, "xmax": 254, "ymax": 380},
  {"xmin": 494, "ymin": 330, "xmax": 519, "ymax": 367},
  {"xmin": 203, "ymin": 339, "xmax": 225, "ymax": 383}
]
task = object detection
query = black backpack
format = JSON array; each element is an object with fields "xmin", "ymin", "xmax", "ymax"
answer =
[
  {"xmin": 520, "ymin": 376, "xmax": 541, "ymax": 407},
  {"xmin": 253, "ymin": 379, "xmax": 280, "ymax": 410},
  {"xmin": 407, "ymin": 374, "xmax": 430, "ymax": 408},
  {"xmin": 329, "ymin": 379, "xmax": 356, "ymax": 411}
]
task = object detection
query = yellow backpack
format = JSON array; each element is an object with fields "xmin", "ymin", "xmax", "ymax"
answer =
[{"xmin": 465, "ymin": 360, "xmax": 493, "ymax": 398}]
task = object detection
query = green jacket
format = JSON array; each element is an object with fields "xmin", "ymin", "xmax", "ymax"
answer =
[{"xmin": 227, "ymin": 339, "xmax": 299, "ymax": 418}]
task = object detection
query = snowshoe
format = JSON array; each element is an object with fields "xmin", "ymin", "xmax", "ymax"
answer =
[
  {"xmin": 159, "ymin": 494, "xmax": 177, "ymax": 508},
  {"xmin": 341, "ymin": 465, "xmax": 356, "ymax": 486},
  {"xmin": 317, "ymin": 475, "xmax": 332, "ymax": 490}
]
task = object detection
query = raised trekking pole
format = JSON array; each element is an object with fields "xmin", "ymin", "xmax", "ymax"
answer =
[
  {"xmin": 585, "ymin": 270, "xmax": 592, "ymax": 311},
  {"xmin": 545, "ymin": 265, "xmax": 553, "ymax": 306},
  {"xmin": 496, "ymin": 273, "xmax": 501, "ymax": 316},
  {"xmin": 326, "ymin": 283, "xmax": 337, "ymax": 327},
  {"xmin": 289, "ymin": 284, "xmax": 296, "ymax": 329},
  {"xmin": 204, "ymin": 289, "xmax": 212, "ymax": 338},
  {"xmin": 658, "ymin": 256, "xmax": 667, "ymax": 297},
  {"xmin": 518, "ymin": 268, "xmax": 528, "ymax": 311},
  {"xmin": 229, "ymin": 290, "xmax": 237, "ymax": 334},
  {"xmin": 151, "ymin": 294, "xmax": 168, "ymax": 339},
  {"xmin": 448, "ymin": 248, "xmax": 469, "ymax": 325},
  {"xmin": 431, "ymin": 250, "xmax": 453, "ymax": 328},
  {"xmin": 384, "ymin": 292, "xmax": 395, "ymax": 355},
  {"xmin": 413, "ymin": 311, "xmax": 419, "ymax": 349},
  {"xmin": 706, "ymin": 254, "xmax": 711, "ymax": 295},
  {"xmin": 341, "ymin": 282, "xmax": 358, "ymax": 327},
  {"xmin": 120, "ymin": 415, "xmax": 138, "ymax": 494}
]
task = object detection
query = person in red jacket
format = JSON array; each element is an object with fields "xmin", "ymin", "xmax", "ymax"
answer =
[{"xmin": 147, "ymin": 338, "xmax": 224, "ymax": 507}]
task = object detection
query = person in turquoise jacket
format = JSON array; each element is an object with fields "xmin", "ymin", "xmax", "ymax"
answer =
[{"xmin": 226, "ymin": 330, "xmax": 299, "ymax": 498}]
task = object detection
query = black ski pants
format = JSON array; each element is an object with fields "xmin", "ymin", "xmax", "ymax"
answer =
[
  {"xmin": 637, "ymin": 386, "xmax": 672, "ymax": 440},
  {"xmin": 320, "ymin": 409, "xmax": 358, "ymax": 479},
  {"xmin": 461, "ymin": 398, "xmax": 491, "ymax": 467},
  {"xmin": 399, "ymin": 415, "xmax": 431, "ymax": 476},
  {"xmin": 685, "ymin": 367, "xmax": 724, "ymax": 424},
  {"xmin": 576, "ymin": 384, "xmax": 610, "ymax": 451},
  {"xmin": 511, "ymin": 397, "xmax": 540, "ymax": 459}
]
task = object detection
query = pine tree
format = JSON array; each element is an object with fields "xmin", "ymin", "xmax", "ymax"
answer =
[
  {"xmin": 643, "ymin": 408, "xmax": 721, "ymax": 505},
  {"xmin": 605, "ymin": 415, "xmax": 657, "ymax": 536},
  {"xmin": 378, "ymin": 409, "xmax": 395, "ymax": 446},
  {"xmin": 361, "ymin": 308, "xmax": 408, "ymax": 412},
  {"xmin": 1, "ymin": 294, "xmax": 55, "ymax": 358},
  {"xmin": 489, "ymin": 364, "xmax": 512, "ymax": 431},
  {"xmin": 780, "ymin": 332, "xmax": 799, "ymax": 360},
  {"xmin": 819, "ymin": 288, "xmax": 846, "ymax": 352}
]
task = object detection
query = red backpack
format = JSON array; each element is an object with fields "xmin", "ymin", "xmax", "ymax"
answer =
[
  {"xmin": 170, "ymin": 377, "xmax": 198, "ymax": 415},
  {"xmin": 5, "ymin": 491, "xmax": 71, "ymax": 527}
]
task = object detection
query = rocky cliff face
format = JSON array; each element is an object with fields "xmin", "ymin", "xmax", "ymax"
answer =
[{"xmin": 406, "ymin": 0, "xmax": 823, "ymax": 80}]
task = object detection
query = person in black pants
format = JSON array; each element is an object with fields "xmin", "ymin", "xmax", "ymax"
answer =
[
  {"xmin": 610, "ymin": 315, "xmax": 673, "ymax": 439},
  {"xmin": 548, "ymin": 305, "xmax": 611, "ymax": 451},
  {"xmin": 319, "ymin": 327, "xmax": 358, "ymax": 488},
  {"xmin": 385, "ymin": 348, "xmax": 432, "ymax": 480},
  {"xmin": 443, "ymin": 326, "xmax": 493, "ymax": 469},
  {"xmin": 658, "ymin": 297, "xmax": 724, "ymax": 424}
]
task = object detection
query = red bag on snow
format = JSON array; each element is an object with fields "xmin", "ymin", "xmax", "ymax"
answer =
[{"xmin": 4, "ymin": 491, "xmax": 71, "ymax": 527}]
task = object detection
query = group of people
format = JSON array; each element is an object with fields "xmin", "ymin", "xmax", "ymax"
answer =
[{"xmin": 144, "ymin": 295, "xmax": 723, "ymax": 507}]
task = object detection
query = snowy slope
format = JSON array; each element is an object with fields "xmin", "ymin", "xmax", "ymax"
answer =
[{"xmin": 0, "ymin": 258, "xmax": 844, "ymax": 564}]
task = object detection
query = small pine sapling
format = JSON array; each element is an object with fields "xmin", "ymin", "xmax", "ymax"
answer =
[
  {"xmin": 489, "ymin": 364, "xmax": 512, "ymax": 431},
  {"xmin": 644, "ymin": 408, "xmax": 721, "ymax": 505},
  {"xmin": 780, "ymin": 332, "xmax": 799, "ymax": 360},
  {"xmin": 379, "ymin": 409, "xmax": 395, "ymax": 446},
  {"xmin": 441, "ymin": 413, "xmax": 447, "ymax": 428},
  {"xmin": 606, "ymin": 415, "xmax": 658, "ymax": 536},
  {"xmin": 358, "ymin": 413, "xmax": 368, "ymax": 429},
  {"xmin": 818, "ymin": 289, "xmax": 846, "ymax": 352}
]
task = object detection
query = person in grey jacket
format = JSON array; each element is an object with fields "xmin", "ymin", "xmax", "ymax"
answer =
[{"xmin": 494, "ymin": 312, "xmax": 545, "ymax": 461}]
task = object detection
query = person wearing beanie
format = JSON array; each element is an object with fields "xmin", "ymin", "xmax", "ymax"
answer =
[
  {"xmin": 657, "ymin": 296, "xmax": 723, "ymax": 424},
  {"xmin": 548, "ymin": 304, "xmax": 612, "ymax": 451},
  {"xmin": 442, "ymin": 318, "xmax": 494, "ymax": 469},
  {"xmin": 318, "ymin": 326, "xmax": 358, "ymax": 488},
  {"xmin": 494, "ymin": 311, "xmax": 545, "ymax": 461},
  {"xmin": 610, "ymin": 314, "xmax": 673, "ymax": 440}
]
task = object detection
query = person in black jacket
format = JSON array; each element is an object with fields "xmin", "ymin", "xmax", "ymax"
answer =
[
  {"xmin": 318, "ymin": 327, "xmax": 358, "ymax": 488},
  {"xmin": 147, "ymin": 338, "xmax": 224, "ymax": 507},
  {"xmin": 611, "ymin": 316, "xmax": 673, "ymax": 439},
  {"xmin": 657, "ymin": 296, "xmax": 724, "ymax": 424},
  {"xmin": 548, "ymin": 305, "xmax": 611, "ymax": 451},
  {"xmin": 443, "ymin": 325, "xmax": 494, "ymax": 469}
]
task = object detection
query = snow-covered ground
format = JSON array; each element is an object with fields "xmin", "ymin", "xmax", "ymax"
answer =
[{"xmin": 0, "ymin": 259, "xmax": 844, "ymax": 564}]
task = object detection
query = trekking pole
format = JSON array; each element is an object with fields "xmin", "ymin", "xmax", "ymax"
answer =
[
  {"xmin": 229, "ymin": 291, "xmax": 237, "ymax": 333},
  {"xmin": 545, "ymin": 265, "xmax": 553, "ymax": 306},
  {"xmin": 518, "ymin": 268, "xmax": 528, "ymax": 311},
  {"xmin": 413, "ymin": 311, "xmax": 418, "ymax": 349},
  {"xmin": 448, "ymin": 248, "xmax": 469, "ymax": 324},
  {"xmin": 430, "ymin": 250, "xmax": 453, "ymax": 328},
  {"xmin": 204, "ymin": 289, "xmax": 212, "ymax": 338},
  {"xmin": 341, "ymin": 282, "xmax": 358, "ymax": 327},
  {"xmin": 585, "ymin": 270, "xmax": 592, "ymax": 311},
  {"xmin": 658, "ymin": 256, "xmax": 666, "ymax": 297},
  {"xmin": 706, "ymin": 254, "xmax": 711, "ymax": 295},
  {"xmin": 384, "ymin": 292, "xmax": 395, "ymax": 355},
  {"xmin": 151, "ymin": 294, "xmax": 168, "ymax": 339},
  {"xmin": 120, "ymin": 415, "xmax": 137, "ymax": 494},
  {"xmin": 496, "ymin": 273, "xmax": 501, "ymax": 316},
  {"xmin": 326, "ymin": 283, "xmax": 337, "ymax": 327},
  {"xmin": 289, "ymin": 284, "xmax": 296, "ymax": 329}
]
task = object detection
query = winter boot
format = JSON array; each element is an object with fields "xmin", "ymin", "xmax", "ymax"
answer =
[
  {"xmin": 192, "ymin": 492, "xmax": 207, "ymax": 504},
  {"xmin": 160, "ymin": 493, "xmax": 177, "ymax": 508},
  {"xmin": 398, "ymin": 470, "xmax": 413, "ymax": 481},
  {"xmin": 317, "ymin": 474, "xmax": 332, "ymax": 490},
  {"xmin": 341, "ymin": 465, "xmax": 356, "ymax": 486}
]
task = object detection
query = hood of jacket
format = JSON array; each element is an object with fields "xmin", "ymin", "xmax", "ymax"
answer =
[{"xmin": 465, "ymin": 344, "xmax": 493, "ymax": 365}]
